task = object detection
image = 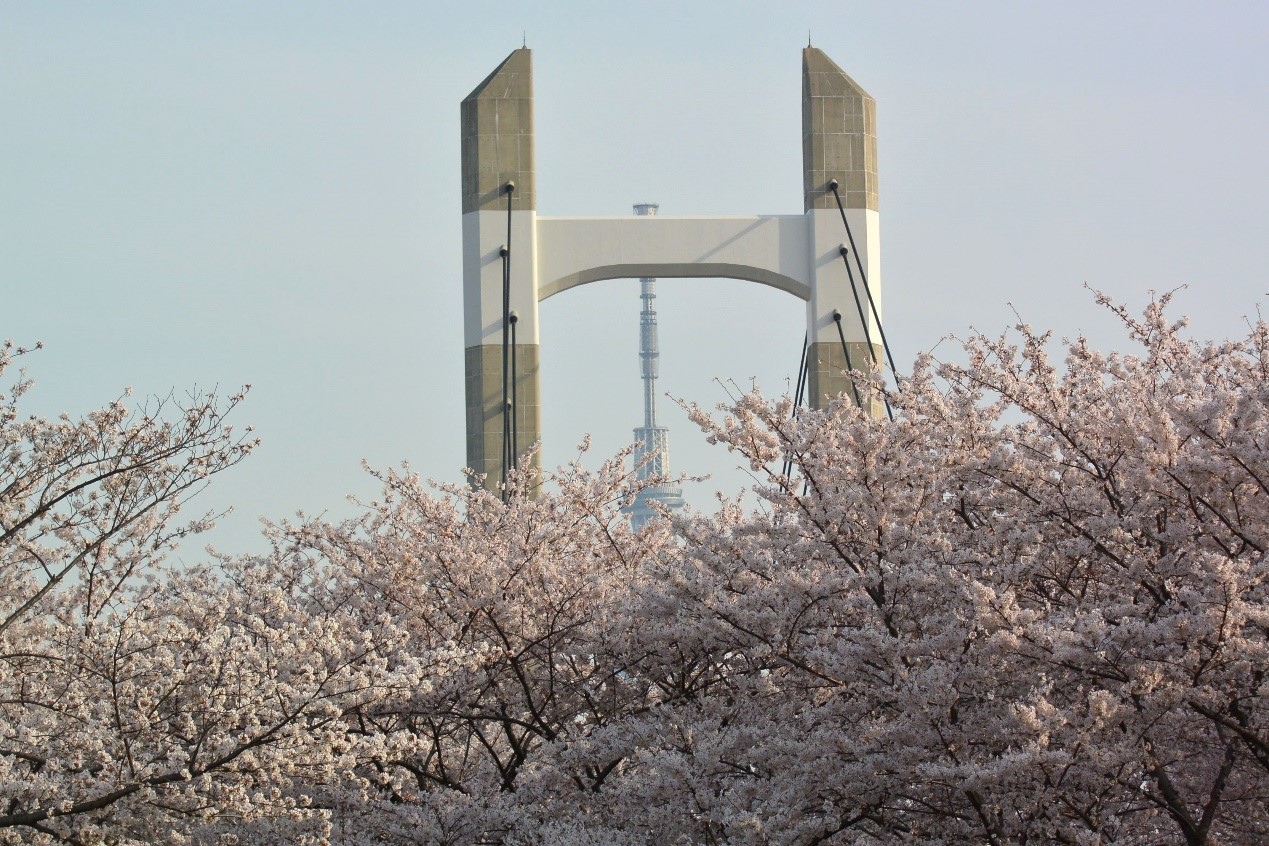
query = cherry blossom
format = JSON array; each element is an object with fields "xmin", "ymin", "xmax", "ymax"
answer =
[{"xmin": 4, "ymin": 293, "xmax": 1266, "ymax": 845}]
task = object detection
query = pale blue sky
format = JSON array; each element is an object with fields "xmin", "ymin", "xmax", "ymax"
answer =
[{"xmin": 3, "ymin": 2, "xmax": 1266, "ymax": 555}]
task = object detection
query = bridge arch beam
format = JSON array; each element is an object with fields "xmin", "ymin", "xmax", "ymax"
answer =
[{"xmin": 536, "ymin": 215, "xmax": 812, "ymax": 302}]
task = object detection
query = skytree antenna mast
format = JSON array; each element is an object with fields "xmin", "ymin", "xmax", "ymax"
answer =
[
  {"xmin": 627, "ymin": 203, "xmax": 686, "ymax": 529},
  {"xmin": 636, "ymin": 203, "xmax": 662, "ymax": 432}
]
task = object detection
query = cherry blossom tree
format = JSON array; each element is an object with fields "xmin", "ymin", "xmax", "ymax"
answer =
[
  {"xmin": 287, "ymin": 294, "xmax": 1266, "ymax": 845},
  {"xmin": 631, "ymin": 293, "xmax": 1268, "ymax": 845},
  {"xmin": 0, "ymin": 344, "xmax": 418, "ymax": 844},
  {"xmin": 259, "ymin": 451, "xmax": 682, "ymax": 845},
  {"xmin": 5, "ymin": 291, "xmax": 1266, "ymax": 846}
]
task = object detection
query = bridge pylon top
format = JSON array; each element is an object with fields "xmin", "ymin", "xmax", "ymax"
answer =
[
  {"xmin": 803, "ymin": 47, "xmax": 878, "ymax": 212},
  {"xmin": 461, "ymin": 48, "xmax": 534, "ymax": 214}
]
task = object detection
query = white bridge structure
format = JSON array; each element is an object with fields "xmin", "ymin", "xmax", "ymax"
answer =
[{"xmin": 462, "ymin": 47, "xmax": 886, "ymax": 491}]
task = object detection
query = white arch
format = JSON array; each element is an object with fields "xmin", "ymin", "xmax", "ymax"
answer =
[
  {"xmin": 535, "ymin": 215, "xmax": 812, "ymax": 303},
  {"xmin": 539, "ymin": 262, "xmax": 810, "ymax": 301}
]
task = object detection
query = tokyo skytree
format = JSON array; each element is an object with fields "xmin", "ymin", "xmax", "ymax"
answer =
[{"xmin": 625, "ymin": 202, "xmax": 686, "ymax": 530}]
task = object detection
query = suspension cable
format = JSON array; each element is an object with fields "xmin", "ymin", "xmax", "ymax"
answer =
[
  {"xmin": 797, "ymin": 350, "xmax": 810, "ymax": 499},
  {"xmin": 782, "ymin": 333, "xmax": 809, "ymax": 481},
  {"xmin": 840, "ymin": 247, "xmax": 893, "ymax": 421},
  {"xmin": 793, "ymin": 332, "xmax": 809, "ymax": 412},
  {"xmin": 827, "ymin": 179, "xmax": 899, "ymax": 378},
  {"xmin": 500, "ymin": 181, "xmax": 516, "ymax": 500},
  {"xmin": 510, "ymin": 312, "xmax": 519, "ymax": 476},
  {"xmin": 500, "ymin": 244, "xmax": 510, "ymax": 498},
  {"xmin": 831, "ymin": 311, "xmax": 864, "ymax": 409}
]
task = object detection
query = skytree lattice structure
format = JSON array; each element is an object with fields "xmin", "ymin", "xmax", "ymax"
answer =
[{"xmin": 626, "ymin": 203, "xmax": 686, "ymax": 530}]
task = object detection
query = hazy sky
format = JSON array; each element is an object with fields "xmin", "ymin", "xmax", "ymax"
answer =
[{"xmin": 3, "ymin": 2, "xmax": 1266, "ymax": 556}]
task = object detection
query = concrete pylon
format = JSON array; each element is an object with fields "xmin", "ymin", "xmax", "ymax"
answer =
[
  {"xmin": 802, "ymin": 47, "xmax": 884, "ymax": 411},
  {"xmin": 461, "ymin": 48, "xmax": 541, "ymax": 489},
  {"xmin": 460, "ymin": 47, "xmax": 886, "ymax": 494}
]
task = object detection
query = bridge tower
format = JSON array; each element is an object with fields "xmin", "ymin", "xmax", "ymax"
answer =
[{"xmin": 461, "ymin": 47, "xmax": 884, "ymax": 492}]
